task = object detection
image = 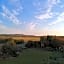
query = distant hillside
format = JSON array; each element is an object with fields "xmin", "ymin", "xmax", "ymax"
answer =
[{"xmin": 0, "ymin": 34, "xmax": 37, "ymax": 37}]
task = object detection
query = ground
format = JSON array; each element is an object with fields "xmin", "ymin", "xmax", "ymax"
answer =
[{"xmin": 0, "ymin": 48, "xmax": 64, "ymax": 64}]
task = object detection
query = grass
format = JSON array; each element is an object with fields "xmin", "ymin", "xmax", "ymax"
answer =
[{"xmin": 0, "ymin": 48, "xmax": 64, "ymax": 64}]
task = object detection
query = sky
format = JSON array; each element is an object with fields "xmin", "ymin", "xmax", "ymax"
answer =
[{"xmin": 0, "ymin": 0, "xmax": 64, "ymax": 36}]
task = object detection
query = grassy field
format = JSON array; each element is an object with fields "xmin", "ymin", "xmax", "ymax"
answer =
[
  {"xmin": 0, "ymin": 48, "xmax": 64, "ymax": 64},
  {"xmin": 0, "ymin": 35, "xmax": 40, "ymax": 42}
]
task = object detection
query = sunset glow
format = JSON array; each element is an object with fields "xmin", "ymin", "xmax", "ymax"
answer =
[{"xmin": 0, "ymin": 0, "xmax": 64, "ymax": 36}]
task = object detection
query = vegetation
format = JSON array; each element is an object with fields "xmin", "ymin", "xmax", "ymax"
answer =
[
  {"xmin": 0, "ymin": 38, "xmax": 22, "ymax": 59},
  {"xmin": 25, "ymin": 40, "xmax": 41, "ymax": 48},
  {"xmin": 0, "ymin": 39, "xmax": 8, "ymax": 44},
  {"xmin": 0, "ymin": 48, "xmax": 64, "ymax": 64},
  {"xmin": 0, "ymin": 35, "xmax": 64, "ymax": 64},
  {"xmin": 15, "ymin": 39, "xmax": 24, "ymax": 44}
]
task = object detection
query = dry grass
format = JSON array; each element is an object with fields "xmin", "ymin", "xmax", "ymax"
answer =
[
  {"xmin": 0, "ymin": 36, "xmax": 40, "ymax": 42},
  {"xmin": 56, "ymin": 37, "xmax": 64, "ymax": 41},
  {"xmin": 12, "ymin": 36, "xmax": 40, "ymax": 42}
]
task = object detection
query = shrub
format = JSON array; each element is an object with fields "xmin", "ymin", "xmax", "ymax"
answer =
[
  {"xmin": 35, "ymin": 41, "xmax": 41, "ymax": 48},
  {"xmin": 25, "ymin": 41, "xmax": 33, "ymax": 48},
  {"xmin": 1, "ymin": 43, "xmax": 18, "ymax": 58},
  {"xmin": 15, "ymin": 39, "xmax": 24, "ymax": 44},
  {"xmin": 0, "ymin": 39, "xmax": 8, "ymax": 44},
  {"xmin": 0, "ymin": 39, "xmax": 23, "ymax": 59}
]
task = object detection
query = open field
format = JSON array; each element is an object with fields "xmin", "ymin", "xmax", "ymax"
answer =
[
  {"xmin": 0, "ymin": 34, "xmax": 64, "ymax": 42},
  {"xmin": 56, "ymin": 37, "xmax": 64, "ymax": 41},
  {"xmin": 0, "ymin": 34, "xmax": 40, "ymax": 42},
  {"xmin": 0, "ymin": 48, "xmax": 64, "ymax": 64}
]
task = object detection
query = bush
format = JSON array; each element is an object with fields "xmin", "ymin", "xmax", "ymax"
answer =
[
  {"xmin": 25, "ymin": 40, "xmax": 41, "ymax": 48},
  {"xmin": 0, "ymin": 39, "xmax": 8, "ymax": 44},
  {"xmin": 35, "ymin": 41, "xmax": 41, "ymax": 48},
  {"xmin": 25, "ymin": 41, "xmax": 33, "ymax": 48},
  {"xmin": 0, "ymin": 39, "xmax": 22, "ymax": 59},
  {"xmin": 15, "ymin": 39, "xmax": 24, "ymax": 44}
]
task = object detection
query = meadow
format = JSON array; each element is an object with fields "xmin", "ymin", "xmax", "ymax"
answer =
[{"xmin": 0, "ymin": 48, "xmax": 64, "ymax": 64}]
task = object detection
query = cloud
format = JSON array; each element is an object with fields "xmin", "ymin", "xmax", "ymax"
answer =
[
  {"xmin": 0, "ymin": 21, "xmax": 63, "ymax": 36},
  {"xmin": 35, "ymin": 0, "xmax": 61, "ymax": 20},
  {"xmin": 1, "ymin": 5, "xmax": 22, "ymax": 25},
  {"xmin": 49, "ymin": 12, "xmax": 64, "ymax": 25},
  {"xmin": 27, "ymin": 22, "xmax": 38, "ymax": 31},
  {"xmin": 9, "ymin": 0, "xmax": 23, "ymax": 14},
  {"xmin": 35, "ymin": 12, "xmax": 53, "ymax": 20},
  {"xmin": 12, "ymin": 10, "xmax": 19, "ymax": 16},
  {"xmin": 33, "ymin": 0, "xmax": 44, "ymax": 11},
  {"xmin": 47, "ymin": 0, "xmax": 61, "ymax": 12},
  {"xmin": 0, "ymin": 22, "xmax": 37, "ymax": 35}
]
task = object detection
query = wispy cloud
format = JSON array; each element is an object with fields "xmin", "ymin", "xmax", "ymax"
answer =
[
  {"xmin": 49, "ymin": 12, "xmax": 64, "ymax": 25},
  {"xmin": 47, "ymin": 0, "xmax": 60, "ymax": 13},
  {"xmin": 27, "ymin": 22, "xmax": 38, "ymax": 31},
  {"xmin": 35, "ymin": 0, "xmax": 61, "ymax": 20},
  {"xmin": 33, "ymin": 0, "xmax": 44, "ymax": 12},
  {"xmin": 35, "ymin": 12, "xmax": 53, "ymax": 20},
  {"xmin": 12, "ymin": 10, "xmax": 19, "ymax": 16},
  {"xmin": 9, "ymin": 0, "xmax": 23, "ymax": 15},
  {"xmin": 1, "ymin": 5, "xmax": 22, "ymax": 25}
]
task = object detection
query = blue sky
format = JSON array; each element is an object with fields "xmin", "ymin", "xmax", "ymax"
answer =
[{"xmin": 0, "ymin": 0, "xmax": 64, "ymax": 36}]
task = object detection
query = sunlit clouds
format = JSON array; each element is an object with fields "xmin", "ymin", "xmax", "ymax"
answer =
[{"xmin": 0, "ymin": 0, "xmax": 64, "ymax": 36}]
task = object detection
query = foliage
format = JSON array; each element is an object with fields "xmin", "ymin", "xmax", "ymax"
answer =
[
  {"xmin": 25, "ymin": 40, "xmax": 41, "ymax": 48},
  {"xmin": 0, "ymin": 39, "xmax": 22, "ymax": 59},
  {"xmin": 0, "ymin": 39, "xmax": 8, "ymax": 44},
  {"xmin": 0, "ymin": 44, "xmax": 18, "ymax": 58},
  {"xmin": 15, "ymin": 39, "xmax": 24, "ymax": 44},
  {"xmin": 25, "ymin": 41, "xmax": 33, "ymax": 48}
]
